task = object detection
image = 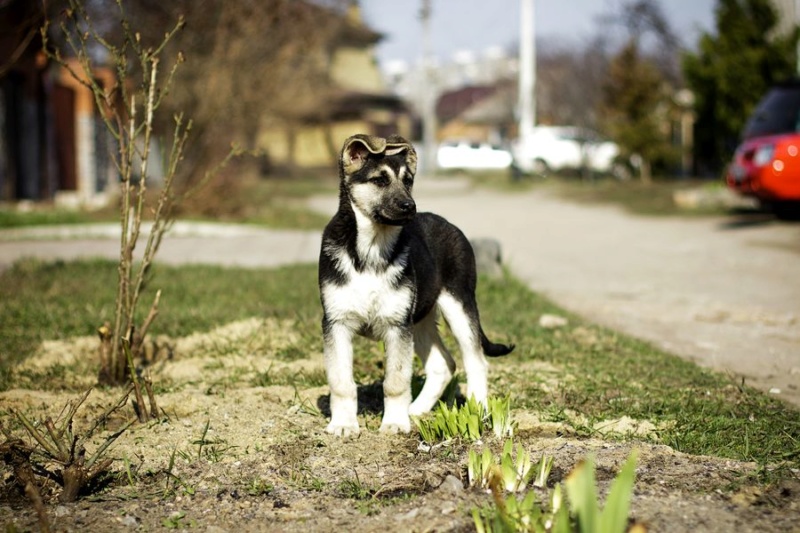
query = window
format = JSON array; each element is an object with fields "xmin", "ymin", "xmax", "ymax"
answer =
[{"xmin": 743, "ymin": 84, "xmax": 800, "ymax": 139}]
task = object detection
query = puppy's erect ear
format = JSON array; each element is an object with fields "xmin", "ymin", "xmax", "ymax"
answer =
[
  {"xmin": 386, "ymin": 137, "xmax": 417, "ymax": 176},
  {"xmin": 386, "ymin": 143, "xmax": 417, "ymax": 175},
  {"xmin": 341, "ymin": 135, "xmax": 386, "ymax": 175}
]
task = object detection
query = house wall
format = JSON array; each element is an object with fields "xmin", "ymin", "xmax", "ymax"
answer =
[
  {"xmin": 259, "ymin": 119, "xmax": 377, "ymax": 170},
  {"xmin": 330, "ymin": 46, "xmax": 385, "ymax": 93},
  {"xmin": 55, "ymin": 60, "xmax": 105, "ymax": 205},
  {"xmin": 256, "ymin": 5, "xmax": 413, "ymax": 173},
  {"xmin": 259, "ymin": 108, "xmax": 415, "ymax": 171},
  {"xmin": 0, "ymin": 51, "xmax": 121, "ymax": 204},
  {"xmin": 438, "ymin": 122, "xmax": 494, "ymax": 143},
  {"xmin": 0, "ymin": 61, "xmax": 46, "ymax": 200}
]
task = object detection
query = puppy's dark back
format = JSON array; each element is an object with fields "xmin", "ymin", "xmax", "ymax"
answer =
[{"xmin": 404, "ymin": 212, "xmax": 478, "ymax": 322}]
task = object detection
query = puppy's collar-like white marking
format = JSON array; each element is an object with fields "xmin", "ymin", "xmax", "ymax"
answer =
[{"xmin": 351, "ymin": 203, "xmax": 403, "ymax": 269}]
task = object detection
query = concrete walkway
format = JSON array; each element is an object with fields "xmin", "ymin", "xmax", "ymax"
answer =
[
  {"xmin": 2, "ymin": 177, "xmax": 799, "ymax": 406},
  {"xmin": 0, "ymin": 221, "xmax": 321, "ymax": 270}
]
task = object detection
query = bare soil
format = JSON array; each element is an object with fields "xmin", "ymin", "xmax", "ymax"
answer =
[{"xmin": 2, "ymin": 319, "xmax": 799, "ymax": 532}]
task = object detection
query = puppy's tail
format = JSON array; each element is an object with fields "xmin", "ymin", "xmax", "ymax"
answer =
[{"xmin": 480, "ymin": 328, "xmax": 514, "ymax": 357}]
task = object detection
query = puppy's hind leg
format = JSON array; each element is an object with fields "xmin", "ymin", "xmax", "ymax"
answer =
[
  {"xmin": 409, "ymin": 309, "xmax": 456, "ymax": 416},
  {"xmin": 437, "ymin": 292, "xmax": 489, "ymax": 406}
]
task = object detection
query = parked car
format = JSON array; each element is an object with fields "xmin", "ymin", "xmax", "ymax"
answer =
[
  {"xmin": 726, "ymin": 80, "xmax": 800, "ymax": 215},
  {"xmin": 436, "ymin": 140, "xmax": 513, "ymax": 171},
  {"xmin": 510, "ymin": 126, "xmax": 629, "ymax": 178}
]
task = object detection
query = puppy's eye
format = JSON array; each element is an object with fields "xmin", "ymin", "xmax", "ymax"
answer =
[
  {"xmin": 403, "ymin": 176, "xmax": 414, "ymax": 188},
  {"xmin": 372, "ymin": 173, "xmax": 390, "ymax": 187}
]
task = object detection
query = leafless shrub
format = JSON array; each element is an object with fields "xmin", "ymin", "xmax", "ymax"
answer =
[
  {"xmin": 1, "ymin": 388, "xmax": 135, "ymax": 504},
  {"xmin": 125, "ymin": 0, "xmax": 347, "ymax": 177},
  {"xmin": 41, "ymin": 0, "xmax": 238, "ymax": 385}
]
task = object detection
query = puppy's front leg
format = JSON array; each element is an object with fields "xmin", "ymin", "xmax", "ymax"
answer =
[
  {"xmin": 380, "ymin": 327, "xmax": 414, "ymax": 433},
  {"xmin": 324, "ymin": 322, "xmax": 359, "ymax": 436}
]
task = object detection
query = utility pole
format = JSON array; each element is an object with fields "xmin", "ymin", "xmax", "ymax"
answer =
[
  {"xmin": 420, "ymin": 0, "xmax": 437, "ymax": 175},
  {"xmin": 518, "ymin": 0, "xmax": 536, "ymax": 143}
]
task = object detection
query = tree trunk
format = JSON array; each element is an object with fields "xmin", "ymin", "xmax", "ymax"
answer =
[
  {"xmin": 59, "ymin": 463, "xmax": 85, "ymax": 503},
  {"xmin": 639, "ymin": 158, "xmax": 652, "ymax": 184}
]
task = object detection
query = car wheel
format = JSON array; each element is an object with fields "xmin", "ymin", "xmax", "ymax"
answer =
[
  {"xmin": 610, "ymin": 162, "xmax": 632, "ymax": 181},
  {"xmin": 531, "ymin": 158, "xmax": 550, "ymax": 176},
  {"xmin": 509, "ymin": 163, "xmax": 524, "ymax": 181}
]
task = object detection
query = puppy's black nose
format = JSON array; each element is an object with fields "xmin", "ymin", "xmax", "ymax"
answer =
[{"xmin": 397, "ymin": 199, "xmax": 415, "ymax": 213}]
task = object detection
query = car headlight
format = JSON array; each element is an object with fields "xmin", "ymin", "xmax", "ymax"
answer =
[{"xmin": 753, "ymin": 144, "xmax": 775, "ymax": 166}]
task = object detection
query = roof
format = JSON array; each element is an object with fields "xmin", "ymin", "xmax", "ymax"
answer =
[
  {"xmin": 298, "ymin": 90, "xmax": 408, "ymax": 123},
  {"xmin": 327, "ymin": 2, "xmax": 383, "ymax": 47},
  {"xmin": 436, "ymin": 86, "xmax": 498, "ymax": 124}
]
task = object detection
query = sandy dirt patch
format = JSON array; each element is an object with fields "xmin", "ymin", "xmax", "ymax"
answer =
[{"xmin": 2, "ymin": 320, "xmax": 799, "ymax": 532}]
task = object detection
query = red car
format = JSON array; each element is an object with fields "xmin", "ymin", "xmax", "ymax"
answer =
[{"xmin": 726, "ymin": 80, "xmax": 800, "ymax": 214}]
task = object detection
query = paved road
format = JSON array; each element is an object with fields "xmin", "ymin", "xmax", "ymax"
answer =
[{"xmin": 2, "ymin": 179, "xmax": 799, "ymax": 406}]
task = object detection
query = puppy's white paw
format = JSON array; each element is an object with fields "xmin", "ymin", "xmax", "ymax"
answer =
[
  {"xmin": 379, "ymin": 420, "xmax": 411, "ymax": 434},
  {"xmin": 466, "ymin": 388, "xmax": 488, "ymax": 409},
  {"xmin": 408, "ymin": 400, "xmax": 432, "ymax": 417},
  {"xmin": 326, "ymin": 421, "xmax": 360, "ymax": 437},
  {"xmin": 382, "ymin": 395, "xmax": 412, "ymax": 433}
]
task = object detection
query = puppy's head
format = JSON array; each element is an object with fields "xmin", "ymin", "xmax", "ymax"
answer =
[{"xmin": 339, "ymin": 134, "xmax": 418, "ymax": 226}]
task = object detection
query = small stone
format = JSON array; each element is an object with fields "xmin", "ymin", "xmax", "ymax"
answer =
[
  {"xmin": 438, "ymin": 474, "xmax": 464, "ymax": 494},
  {"xmin": 441, "ymin": 502, "xmax": 457, "ymax": 515},
  {"xmin": 396, "ymin": 508, "xmax": 420, "ymax": 521},
  {"xmin": 730, "ymin": 486, "xmax": 762, "ymax": 507},
  {"xmin": 470, "ymin": 238, "xmax": 504, "ymax": 279},
  {"xmin": 539, "ymin": 314, "xmax": 568, "ymax": 329},
  {"xmin": 120, "ymin": 514, "xmax": 139, "ymax": 527},
  {"xmin": 769, "ymin": 387, "xmax": 781, "ymax": 395}
]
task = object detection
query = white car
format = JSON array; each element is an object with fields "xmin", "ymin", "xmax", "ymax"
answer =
[
  {"xmin": 436, "ymin": 140, "xmax": 513, "ymax": 171},
  {"xmin": 511, "ymin": 126, "xmax": 627, "ymax": 178}
]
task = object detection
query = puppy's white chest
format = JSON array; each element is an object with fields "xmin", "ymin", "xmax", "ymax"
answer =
[{"xmin": 323, "ymin": 269, "xmax": 413, "ymax": 334}]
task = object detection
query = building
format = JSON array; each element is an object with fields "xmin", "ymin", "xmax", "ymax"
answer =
[
  {"xmin": 0, "ymin": 0, "xmax": 115, "ymax": 206},
  {"xmin": 435, "ymin": 83, "xmax": 516, "ymax": 144},
  {"xmin": 1, "ymin": 0, "xmax": 413, "ymax": 205},
  {"xmin": 772, "ymin": 0, "xmax": 800, "ymax": 39},
  {"xmin": 256, "ymin": 2, "xmax": 414, "ymax": 171}
]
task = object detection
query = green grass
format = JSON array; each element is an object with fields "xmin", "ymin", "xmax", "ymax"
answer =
[
  {"xmin": 1, "ymin": 259, "xmax": 798, "ymax": 470},
  {"xmin": 454, "ymin": 169, "xmax": 737, "ymax": 217},
  {"xmin": 173, "ymin": 173, "xmax": 336, "ymax": 230},
  {"xmin": 0, "ymin": 259, "xmax": 321, "ymax": 379},
  {"xmin": 0, "ymin": 207, "xmax": 105, "ymax": 228},
  {"xmin": 542, "ymin": 177, "xmax": 733, "ymax": 217},
  {"xmin": 482, "ymin": 275, "xmax": 800, "ymax": 466}
]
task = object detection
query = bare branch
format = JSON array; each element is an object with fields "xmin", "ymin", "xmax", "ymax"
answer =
[{"xmin": 13, "ymin": 410, "xmax": 62, "ymax": 460}]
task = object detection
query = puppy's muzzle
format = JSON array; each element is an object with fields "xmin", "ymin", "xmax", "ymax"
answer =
[{"xmin": 381, "ymin": 196, "xmax": 416, "ymax": 225}]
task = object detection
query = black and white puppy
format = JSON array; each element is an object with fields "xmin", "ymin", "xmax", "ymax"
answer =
[{"xmin": 318, "ymin": 134, "xmax": 514, "ymax": 436}]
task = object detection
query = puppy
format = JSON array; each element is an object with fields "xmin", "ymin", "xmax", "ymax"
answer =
[{"xmin": 318, "ymin": 134, "xmax": 514, "ymax": 436}]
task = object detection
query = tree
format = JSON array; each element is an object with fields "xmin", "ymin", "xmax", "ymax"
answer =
[
  {"xmin": 123, "ymin": 0, "xmax": 348, "ymax": 180},
  {"xmin": 536, "ymin": 36, "xmax": 611, "ymax": 130},
  {"xmin": 617, "ymin": 0, "xmax": 681, "ymax": 83},
  {"xmin": 683, "ymin": 0, "xmax": 798, "ymax": 174},
  {"xmin": 601, "ymin": 41, "xmax": 672, "ymax": 182},
  {"xmin": 599, "ymin": 0, "xmax": 679, "ymax": 181}
]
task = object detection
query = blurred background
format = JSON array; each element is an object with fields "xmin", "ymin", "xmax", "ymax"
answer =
[{"xmin": 1, "ymin": 0, "xmax": 798, "ymax": 211}]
